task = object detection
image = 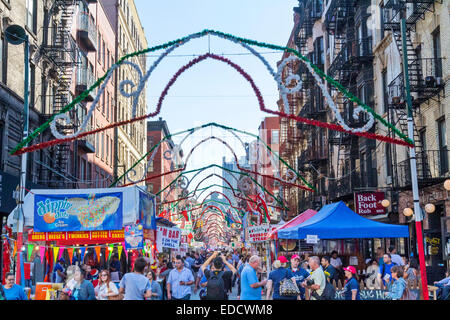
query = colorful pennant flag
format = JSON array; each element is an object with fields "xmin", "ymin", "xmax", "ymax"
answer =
[
  {"xmin": 108, "ymin": 244, "xmax": 114, "ymax": 260},
  {"xmin": 118, "ymin": 245, "xmax": 123, "ymax": 261},
  {"xmin": 12, "ymin": 241, "xmax": 17, "ymax": 259},
  {"xmin": 39, "ymin": 246, "xmax": 46, "ymax": 265},
  {"xmin": 79, "ymin": 247, "xmax": 86, "ymax": 263},
  {"xmin": 53, "ymin": 247, "xmax": 60, "ymax": 264},
  {"xmin": 94, "ymin": 246, "xmax": 101, "ymax": 261},
  {"xmin": 67, "ymin": 248, "xmax": 74, "ymax": 264},
  {"xmin": 27, "ymin": 244, "xmax": 34, "ymax": 261},
  {"xmin": 58, "ymin": 246, "xmax": 65, "ymax": 261}
]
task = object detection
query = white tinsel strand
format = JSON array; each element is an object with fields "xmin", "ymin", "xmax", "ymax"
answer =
[{"xmin": 301, "ymin": 58, "xmax": 375, "ymax": 133}]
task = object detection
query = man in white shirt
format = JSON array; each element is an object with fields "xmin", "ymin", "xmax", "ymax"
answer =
[
  {"xmin": 388, "ymin": 246, "xmax": 405, "ymax": 266},
  {"xmin": 330, "ymin": 251, "xmax": 343, "ymax": 269}
]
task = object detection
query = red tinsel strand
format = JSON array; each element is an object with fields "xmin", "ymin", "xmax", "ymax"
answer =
[{"xmin": 12, "ymin": 53, "xmax": 413, "ymax": 157}]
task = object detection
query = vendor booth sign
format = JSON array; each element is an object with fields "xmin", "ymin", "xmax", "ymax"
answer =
[
  {"xmin": 354, "ymin": 192, "xmax": 386, "ymax": 216},
  {"xmin": 34, "ymin": 192, "xmax": 123, "ymax": 232},
  {"xmin": 124, "ymin": 224, "xmax": 144, "ymax": 250},
  {"xmin": 28, "ymin": 230, "xmax": 124, "ymax": 242},
  {"xmin": 139, "ymin": 191, "xmax": 156, "ymax": 230},
  {"xmin": 156, "ymin": 226, "xmax": 181, "ymax": 251},
  {"xmin": 247, "ymin": 225, "xmax": 276, "ymax": 243}
]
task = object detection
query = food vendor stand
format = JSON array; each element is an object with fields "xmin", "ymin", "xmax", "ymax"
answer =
[
  {"xmin": 276, "ymin": 201, "xmax": 417, "ymax": 299},
  {"xmin": 5, "ymin": 186, "xmax": 157, "ymax": 299},
  {"xmin": 267, "ymin": 209, "xmax": 318, "ymax": 263}
]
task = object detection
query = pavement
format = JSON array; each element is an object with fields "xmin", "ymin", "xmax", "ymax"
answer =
[{"xmin": 191, "ymin": 282, "xmax": 240, "ymax": 300}]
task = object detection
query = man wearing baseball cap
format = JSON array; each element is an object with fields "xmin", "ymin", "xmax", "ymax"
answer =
[
  {"xmin": 290, "ymin": 255, "xmax": 309, "ymax": 300},
  {"xmin": 343, "ymin": 266, "xmax": 360, "ymax": 300}
]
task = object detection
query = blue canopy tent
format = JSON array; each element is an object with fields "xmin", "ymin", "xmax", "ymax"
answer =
[{"xmin": 278, "ymin": 201, "xmax": 409, "ymax": 239}]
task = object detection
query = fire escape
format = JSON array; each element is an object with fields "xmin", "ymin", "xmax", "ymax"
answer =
[
  {"xmin": 325, "ymin": 0, "xmax": 378, "ymax": 201},
  {"xmin": 292, "ymin": 1, "xmax": 326, "ymax": 213},
  {"xmin": 384, "ymin": 0, "xmax": 446, "ymax": 190},
  {"xmin": 38, "ymin": 0, "xmax": 97, "ymax": 187}
]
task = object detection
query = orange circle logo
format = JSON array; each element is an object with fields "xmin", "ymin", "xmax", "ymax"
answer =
[{"xmin": 43, "ymin": 212, "xmax": 55, "ymax": 224}]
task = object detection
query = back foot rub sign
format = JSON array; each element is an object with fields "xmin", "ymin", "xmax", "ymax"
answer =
[{"xmin": 34, "ymin": 192, "xmax": 123, "ymax": 232}]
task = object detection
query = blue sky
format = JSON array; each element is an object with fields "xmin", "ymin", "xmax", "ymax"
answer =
[{"xmin": 134, "ymin": 0, "xmax": 298, "ymax": 197}]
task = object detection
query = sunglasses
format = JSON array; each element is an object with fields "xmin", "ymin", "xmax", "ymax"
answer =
[{"xmin": 101, "ymin": 274, "xmax": 108, "ymax": 277}]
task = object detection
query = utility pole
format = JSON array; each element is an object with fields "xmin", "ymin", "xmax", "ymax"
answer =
[
  {"xmin": 5, "ymin": 25, "xmax": 29, "ymax": 287},
  {"xmin": 400, "ymin": 16, "xmax": 429, "ymax": 300}
]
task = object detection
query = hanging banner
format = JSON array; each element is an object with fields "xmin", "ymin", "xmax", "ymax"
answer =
[
  {"xmin": 156, "ymin": 226, "xmax": 181, "ymax": 251},
  {"xmin": 33, "ymin": 192, "xmax": 123, "ymax": 232},
  {"xmin": 139, "ymin": 191, "xmax": 156, "ymax": 230},
  {"xmin": 124, "ymin": 224, "xmax": 144, "ymax": 250},
  {"xmin": 354, "ymin": 192, "xmax": 386, "ymax": 216},
  {"xmin": 247, "ymin": 224, "xmax": 276, "ymax": 243},
  {"xmin": 28, "ymin": 230, "xmax": 125, "ymax": 242}
]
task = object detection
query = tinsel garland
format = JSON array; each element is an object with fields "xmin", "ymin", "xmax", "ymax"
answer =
[{"xmin": 11, "ymin": 30, "xmax": 412, "ymax": 157}]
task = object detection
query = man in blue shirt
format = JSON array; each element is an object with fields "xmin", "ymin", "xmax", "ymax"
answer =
[
  {"xmin": 240, "ymin": 255, "xmax": 267, "ymax": 300},
  {"xmin": 53, "ymin": 258, "xmax": 66, "ymax": 283},
  {"xmin": 290, "ymin": 255, "xmax": 309, "ymax": 300},
  {"xmin": 119, "ymin": 257, "xmax": 152, "ymax": 300},
  {"xmin": 167, "ymin": 256, "xmax": 195, "ymax": 300},
  {"xmin": 2, "ymin": 273, "xmax": 28, "ymax": 300},
  {"xmin": 377, "ymin": 253, "xmax": 396, "ymax": 288}
]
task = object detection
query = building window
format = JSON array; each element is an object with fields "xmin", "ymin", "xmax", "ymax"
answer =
[
  {"xmin": 80, "ymin": 158, "xmax": 85, "ymax": 182},
  {"xmin": 385, "ymin": 143, "xmax": 392, "ymax": 179},
  {"xmin": 1, "ymin": 35, "xmax": 7, "ymax": 83},
  {"xmin": 101, "ymin": 132, "xmax": 104, "ymax": 160},
  {"xmin": 432, "ymin": 27, "xmax": 442, "ymax": 78},
  {"xmin": 97, "ymin": 33, "xmax": 102, "ymax": 61},
  {"xmin": 148, "ymin": 160, "xmax": 154, "ymax": 172},
  {"xmin": 437, "ymin": 117, "xmax": 448, "ymax": 175},
  {"xmin": 382, "ymin": 68, "xmax": 388, "ymax": 113},
  {"xmin": 271, "ymin": 130, "xmax": 279, "ymax": 145},
  {"xmin": 26, "ymin": 0, "xmax": 37, "ymax": 34}
]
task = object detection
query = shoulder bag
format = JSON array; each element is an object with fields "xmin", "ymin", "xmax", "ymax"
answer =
[{"xmin": 280, "ymin": 269, "xmax": 300, "ymax": 297}]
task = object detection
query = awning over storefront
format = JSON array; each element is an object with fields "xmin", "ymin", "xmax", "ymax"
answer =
[
  {"xmin": 267, "ymin": 209, "xmax": 317, "ymax": 240},
  {"xmin": 277, "ymin": 201, "xmax": 409, "ymax": 240}
]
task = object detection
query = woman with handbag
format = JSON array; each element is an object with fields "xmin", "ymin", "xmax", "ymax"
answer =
[
  {"xmin": 265, "ymin": 256, "xmax": 299, "ymax": 300},
  {"xmin": 95, "ymin": 270, "xmax": 120, "ymax": 300}
]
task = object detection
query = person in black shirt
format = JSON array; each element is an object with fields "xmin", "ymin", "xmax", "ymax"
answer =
[
  {"xmin": 192, "ymin": 252, "xmax": 204, "ymax": 293},
  {"xmin": 201, "ymin": 251, "xmax": 236, "ymax": 300}
]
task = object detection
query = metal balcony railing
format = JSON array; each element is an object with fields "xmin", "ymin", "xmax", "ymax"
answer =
[
  {"xmin": 78, "ymin": 12, "xmax": 97, "ymax": 51},
  {"xmin": 388, "ymin": 58, "xmax": 445, "ymax": 107},
  {"xmin": 328, "ymin": 171, "xmax": 362, "ymax": 200},
  {"xmin": 396, "ymin": 149, "xmax": 450, "ymax": 188}
]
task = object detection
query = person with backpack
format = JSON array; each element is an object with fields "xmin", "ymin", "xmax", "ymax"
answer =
[
  {"xmin": 377, "ymin": 253, "xmax": 396, "ymax": 289},
  {"xmin": 343, "ymin": 266, "xmax": 360, "ymax": 300},
  {"xmin": 200, "ymin": 251, "xmax": 236, "ymax": 300},
  {"xmin": 265, "ymin": 257, "xmax": 298, "ymax": 300}
]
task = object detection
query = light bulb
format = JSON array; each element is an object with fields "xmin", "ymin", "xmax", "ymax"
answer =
[
  {"xmin": 403, "ymin": 208, "xmax": 413, "ymax": 217},
  {"xmin": 381, "ymin": 199, "xmax": 390, "ymax": 208},
  {"xmin": 425, "ymin": 203, "xmax": 435, "ymax": 214},
  {"xmin": 444, "ymin": 179, "xmax": 450, "ymax": 191}
]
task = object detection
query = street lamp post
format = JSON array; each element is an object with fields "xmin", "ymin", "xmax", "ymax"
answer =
[{"xmin": 5, "ymin": 25, "xmax": 29, "ymax": 287}]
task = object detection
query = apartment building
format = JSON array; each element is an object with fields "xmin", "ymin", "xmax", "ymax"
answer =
[
  {"xmin": 373, "ymin": 0, "xmax": 449, "ymax": 282},
  {"xmin": 101, "ymin": 0, "xmax": 148, "ymax": 186}
]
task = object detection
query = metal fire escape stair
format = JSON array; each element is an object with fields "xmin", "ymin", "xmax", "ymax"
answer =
[{"xmin": 42, "ymin": 0, "xmax": 80, "ymax": 187}]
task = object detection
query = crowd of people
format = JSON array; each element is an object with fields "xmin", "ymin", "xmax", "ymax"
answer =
[{"xmin": 1, "ymin": 245, "xmax": 449, "ymax": 300}]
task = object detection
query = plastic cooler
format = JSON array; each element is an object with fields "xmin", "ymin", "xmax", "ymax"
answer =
[{"xmin": 35, "ymin": 282, "xmax": 53, "ymax": 300}]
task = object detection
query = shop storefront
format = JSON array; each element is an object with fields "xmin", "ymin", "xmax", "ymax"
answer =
[{"xmin": 398, "ymin": 185, "xmax": 450, "ymax": 283}]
